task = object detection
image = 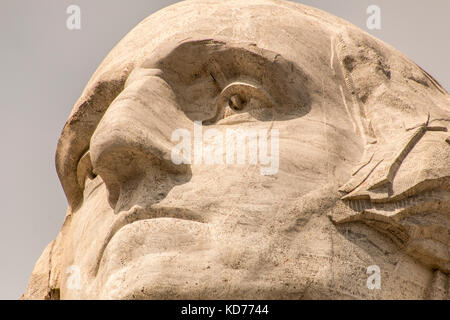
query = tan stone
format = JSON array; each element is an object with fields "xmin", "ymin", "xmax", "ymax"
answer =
[{"xmin": 23, "ymin": 0, "xmax": 449, "ymax": 300}]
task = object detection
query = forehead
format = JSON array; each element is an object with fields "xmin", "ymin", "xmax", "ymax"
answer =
[
  {"xmin": 76, "ymin": 0, "xmax": 343, "ymax": 121},
  {"xmin": 128, "ymin": 1, "xmax": 334, "ymax": 80}
]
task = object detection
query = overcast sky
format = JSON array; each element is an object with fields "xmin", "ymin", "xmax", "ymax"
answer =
[{"xmin": 0, "ymin": 0, "xmax": 448, "ymax": 300}]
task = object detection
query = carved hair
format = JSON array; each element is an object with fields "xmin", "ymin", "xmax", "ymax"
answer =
[{"xmin": 330, "ymin": 27, "xmax": 450, "ymax": 273}]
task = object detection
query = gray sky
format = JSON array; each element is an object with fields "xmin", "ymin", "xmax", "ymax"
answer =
[{"xmin": 0, "ymin": 0, "xmax": 448, "ymax": 300}]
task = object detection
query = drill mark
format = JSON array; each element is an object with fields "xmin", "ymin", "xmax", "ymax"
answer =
[
  {"xmin": 340, "ymin": 159, "xmax": 383, "ymax": 196},
  {"xmin": 369, "ymin": 126, "xmax": 427, "ymax": 190},
  {"xmin": 352, "ymin": 153, "xmax": 375, "ymax": 176},
  {"xmin": 370, "ymin": 114, "xmax": 448, "ymax": 191},
  {"xmin": 330, "ymin": 36, "xmax": 335, "ymax": 71},
  {"xmin": 340, "ymin": 85, "xmax": 358, "ymax": 134},
  {"xmin": 208, "ymin": 57, "xmax": 227, "ymax": 90},
  {"xmin": 209, "ymin": 72, "xmax": 221, "ymax": 93}
]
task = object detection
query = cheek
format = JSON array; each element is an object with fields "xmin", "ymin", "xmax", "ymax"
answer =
[
  {"xmin": 153, "ymin": 123, "xmax": 332, "ymax": 206},
  {"xmin": 277, "ymin": 114, "xmax": 363, "ymax": 182},
  {"xmin": 62, "ymin": 178, "xmax": 116, "ymax": 277},
  {"xmin": 277, "ymin": 120, "xmax": 332, "ymax": 172}
]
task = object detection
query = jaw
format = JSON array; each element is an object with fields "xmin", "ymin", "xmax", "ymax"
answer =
[{"xmin": 77, "ymin": 213, "xmax": 435, "ymax": 300}]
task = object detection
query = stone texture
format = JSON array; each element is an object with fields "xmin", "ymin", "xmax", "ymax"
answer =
[{"xmin": 23, "ymin": 0, "xmax": 449, "ymax": 300}]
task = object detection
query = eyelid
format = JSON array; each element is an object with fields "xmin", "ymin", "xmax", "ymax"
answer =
[{"xmin": 219, "ymin": 81, "xmax": 274, "ymax": 108}]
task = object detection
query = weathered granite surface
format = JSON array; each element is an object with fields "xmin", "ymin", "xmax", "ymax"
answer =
[{"xmin": 23, "ymin": 0, "xmax": 449, "ymax": 300}]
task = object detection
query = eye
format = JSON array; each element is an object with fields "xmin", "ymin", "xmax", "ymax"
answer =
[
  {"xmin": 229, "ymin": 94, "xmax": 245, "ymax": 111},
  {"xmin": 205, "ymin": 81, "xmax": 275, "ymax": 124}
]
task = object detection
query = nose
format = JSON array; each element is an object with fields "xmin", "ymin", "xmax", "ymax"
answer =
[{"xmin": 90, "ymin": 70, "xmax": 191, "ymax": 210}]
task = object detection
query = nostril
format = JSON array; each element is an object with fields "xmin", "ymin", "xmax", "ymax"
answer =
[
  {"xmin": 76, "ymin": 151, "xmax": 97, "ymax": 189},
  {"xmin": 92, "ymin": 144, "xmax": 190, "ymax": 212},
  {"xmin": 91, "ymin": 144, "xmax": 146, "ymax": 209}
]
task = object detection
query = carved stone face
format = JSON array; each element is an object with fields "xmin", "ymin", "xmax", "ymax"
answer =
[{"xmin": 24, "ymin": 0, "xmax": 450, "ymax": 300}]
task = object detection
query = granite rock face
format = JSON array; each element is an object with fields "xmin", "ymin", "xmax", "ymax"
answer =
[{"xmin": 23, "ymin": 0, "xmax": 449, "ymax": 300}]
